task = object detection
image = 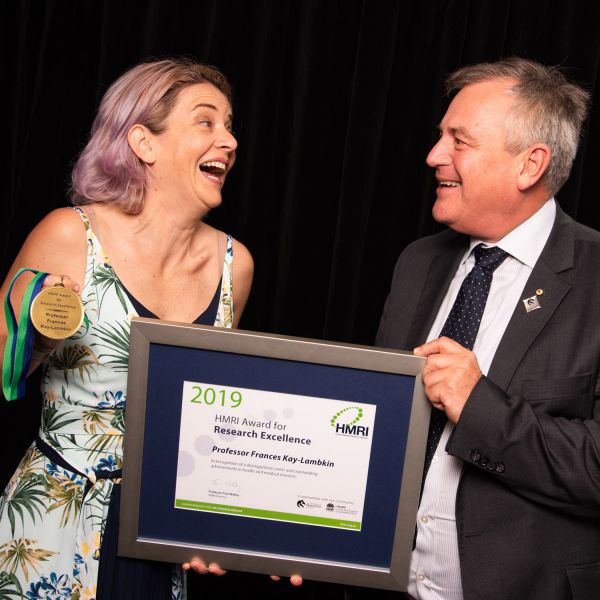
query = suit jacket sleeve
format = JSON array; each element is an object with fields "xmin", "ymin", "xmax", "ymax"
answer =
[{"xmin": 447, "ymin": 373, "xmax": 600, "ymax": 517}]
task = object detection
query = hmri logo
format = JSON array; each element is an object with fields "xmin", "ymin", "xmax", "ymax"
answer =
[{"xmin": 330, "ymin": 406, "xmax": 369, "ymax": 437}]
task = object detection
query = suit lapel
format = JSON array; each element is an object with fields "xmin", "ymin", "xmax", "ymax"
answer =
[
  {"xmin": 406, "ymin": 235, "xmax": 467, "ymax": 348},
  {"xmin": 488, "ymin": 207, "xmax": 575, "ymax": 390}
]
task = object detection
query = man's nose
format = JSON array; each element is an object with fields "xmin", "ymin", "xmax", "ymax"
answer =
[{"xmin": 426, "ymin": 137, "xmax": 451, "ymax": 167}]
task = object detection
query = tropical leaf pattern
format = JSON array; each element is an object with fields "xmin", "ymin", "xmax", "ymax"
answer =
[
  {"xmin": 90, "ymin": 322, "xmax": 129, "ymax": 372},
  {"xmin": 91, "ymin": 264, "xmax": 129, "ymax": 315},
  {"xmin": 49, "ymin": 345, "xmax": 98, "ymax": 385},
  {"xmin": 0, "ymin": 207, "xmax": 234, "ymax": 599},
  {"xmin": 0, "ymin": 570, "xmax": 23, "ymax": 600},
  {"xmin": 4, "ymin": 471, "xmax": 46, "ymax": 538},
  {"xmin": 215, "ymin": 237, "xmax": 234, "ymax": 328},
  {"xmin": 0, "ymin": 538, "xmax": 56, "ymax": 581}
]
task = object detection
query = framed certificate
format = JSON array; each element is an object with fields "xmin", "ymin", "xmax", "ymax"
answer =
[{"xmin": 119, "ymin": 317, "xmax": 428, "ymax": 591}]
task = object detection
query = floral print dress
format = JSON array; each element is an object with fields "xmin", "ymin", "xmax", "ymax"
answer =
[{"xmin": 0, "ymin": 207, "xmax": 234, "ymax": 599}]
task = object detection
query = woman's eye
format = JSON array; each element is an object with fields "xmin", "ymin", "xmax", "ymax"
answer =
[{"xmin": 199, "ymin": 119, "xmax": 213, "ymax": 127}]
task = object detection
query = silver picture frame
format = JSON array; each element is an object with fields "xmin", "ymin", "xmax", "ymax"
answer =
[{"xmin": 119, "ymin": 317, "xmax": 428, "ymax": 591}]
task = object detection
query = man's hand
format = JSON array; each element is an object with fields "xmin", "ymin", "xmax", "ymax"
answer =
[{"xmin": 414, "ymin": 336, "xmax": 482, "ymax": 423}]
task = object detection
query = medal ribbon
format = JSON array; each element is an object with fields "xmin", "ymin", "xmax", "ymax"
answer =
[{"xmin": 2, "ymin": 268, "xmax": 48, "ymax": 400}]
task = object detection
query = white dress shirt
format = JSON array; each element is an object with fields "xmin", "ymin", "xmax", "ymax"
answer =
[{"xmin": 407, "ymin": 199, "xmax": 557, "ymax": 600}]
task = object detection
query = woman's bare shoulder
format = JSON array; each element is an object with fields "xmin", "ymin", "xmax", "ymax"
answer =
[
  {"xmin": 28, "ymin": 207, "xmax": 85, "ymax": 245},
  {"xmin": 197, "ymin": 223, "xmax": 254, "ymax": 284},
  {"xmin": 231, "ymin": 237, "xmax": 254, "ymax": 276},
  {"xmin": 201, "ymin": 224, "xmax": 254, "ymax": 275},
  {"xmin": 11, "ymin": 207, "xmax": 87, "ymax": 276}
]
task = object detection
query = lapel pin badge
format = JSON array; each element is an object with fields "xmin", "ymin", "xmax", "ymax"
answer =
[{"xmin": 523, "ymin": 291, "xmax": 542, "ymax": 313}]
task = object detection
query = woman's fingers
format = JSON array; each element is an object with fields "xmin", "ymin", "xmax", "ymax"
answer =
[
  {"xmin": 182, "ymin": 559, "xmax": 227, "ymax": 576},
  {"xmin": 42, "ymin": 273, "xmax": 80, "ymax": 294},
  {"xmin": 270, "ymin": 574, "xmax": 303, "ymax": 586}
]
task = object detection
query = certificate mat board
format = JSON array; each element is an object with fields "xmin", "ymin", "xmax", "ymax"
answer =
[{"xmin": 119, "ymin": 318, "xmax": 428, "ymax": 591}]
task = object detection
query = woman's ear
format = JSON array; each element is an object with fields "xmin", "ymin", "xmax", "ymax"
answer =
[
  {"xmin": 128, "ymin": 124, "xmax": 156, "ymax": 164},
  {"xmin": 517, "ymin": 143, "xmax": 551, "ymax": 192}
]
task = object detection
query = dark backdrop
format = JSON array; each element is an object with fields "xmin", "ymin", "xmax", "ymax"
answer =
[{"xmin": 3, "ymin": 1, "xmax": 600, "ymax": 597}]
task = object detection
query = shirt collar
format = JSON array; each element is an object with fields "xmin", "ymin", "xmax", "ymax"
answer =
[{"xmin": 466, "ymin": 198, "xmax": 556, "ymax": 268}]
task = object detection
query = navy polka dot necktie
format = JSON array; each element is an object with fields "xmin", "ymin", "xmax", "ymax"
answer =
[{"xmin": 423, "ymin": 244, "xmax": 509, "ymax": 479}]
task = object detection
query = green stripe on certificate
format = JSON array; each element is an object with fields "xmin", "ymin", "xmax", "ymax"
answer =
[{"xmin": 175, "ymin": 499, "xmax": 360, "ymax": 530}]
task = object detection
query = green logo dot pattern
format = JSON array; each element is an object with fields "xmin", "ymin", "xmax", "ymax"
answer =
[{"xmin": 330, "ymin": 406, "xmax": 364, "ymax": 428}]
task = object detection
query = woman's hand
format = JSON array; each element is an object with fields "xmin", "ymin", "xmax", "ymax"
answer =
[
  {"xmin": 182, "ymin": 559, "xmax": 227, "ymax": 576},
  {"xmin": 42, "ymin": 273, "xmax": 80, "ymax": 295},
  {"xmin": 270, "ymin": 574, "xmax": 303, "ymax": 586}
]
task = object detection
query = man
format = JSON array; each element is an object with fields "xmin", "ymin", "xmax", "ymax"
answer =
[{"xmin": 376, "ymin": 57, "xmax": 600, "ymax": 600}]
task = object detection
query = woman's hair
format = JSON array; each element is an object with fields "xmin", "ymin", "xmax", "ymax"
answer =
[
  {"xmin": 446, "ymin": 57, "xmax": 590, "ymax": 197},
  {"xmin": 70, "ymin": 57, "xmax": 232, "ymax": 214}
]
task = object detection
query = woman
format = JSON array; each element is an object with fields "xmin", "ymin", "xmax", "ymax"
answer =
[{"xmin": 0, "ymin": 57, "xmax": 253, "ymax": 599}]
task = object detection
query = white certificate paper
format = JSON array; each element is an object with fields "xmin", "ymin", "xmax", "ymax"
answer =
[{"xmin": 174, "ymin": 381, "xmax": 376, "ymax": 530}]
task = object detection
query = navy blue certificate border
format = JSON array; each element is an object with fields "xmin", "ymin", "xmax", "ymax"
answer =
[{"xmin": 137, "ymin": 344, "xmax": 415, "ymax": 568}]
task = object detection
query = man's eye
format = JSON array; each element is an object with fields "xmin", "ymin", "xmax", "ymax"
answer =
[{"xmin": 454, "ymin": 137, "xmax": 465, "ymax": 146}]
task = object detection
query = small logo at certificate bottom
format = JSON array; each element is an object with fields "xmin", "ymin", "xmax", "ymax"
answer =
[{"xmin": 297, "ymin": 499, "xmax": 306, "ymax": 508}]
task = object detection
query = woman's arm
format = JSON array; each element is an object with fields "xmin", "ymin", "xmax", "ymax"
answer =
[{"xmin": 0, "ymin": 208, "xmax": 87, "ymax": 385}]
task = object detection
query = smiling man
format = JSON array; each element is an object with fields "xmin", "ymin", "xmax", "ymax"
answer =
[{"xmin": 376, "ymin": 57, "xmax": 600, "ymax": 600}]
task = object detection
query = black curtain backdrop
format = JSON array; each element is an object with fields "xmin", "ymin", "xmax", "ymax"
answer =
[{"xmin": 3, "ymin": 1, "xmax": 600, "ymax": 596}]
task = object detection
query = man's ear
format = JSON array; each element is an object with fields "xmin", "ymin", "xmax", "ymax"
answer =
[
  {"xmin": 517, "ymin": 143, "xmax": 551, "ymax": 191},
  {"xmin": 128, "ymin": 124, "xmax": 156, "ymax": 164}
]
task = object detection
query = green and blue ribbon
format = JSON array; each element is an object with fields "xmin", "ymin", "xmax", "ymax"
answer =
[{"xmin": 2, "ymin": 268, "xmax": 48, "ymax": 401}]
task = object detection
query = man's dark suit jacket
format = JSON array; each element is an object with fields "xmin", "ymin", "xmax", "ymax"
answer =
[{"xmin": 376, "ymin": 207, "xmax": 600, "ymax": 600}]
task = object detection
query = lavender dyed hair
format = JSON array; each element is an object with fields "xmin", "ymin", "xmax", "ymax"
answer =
[{"xmin": 70, "ymin": 57, "xmax": 232, "ymax": 213}]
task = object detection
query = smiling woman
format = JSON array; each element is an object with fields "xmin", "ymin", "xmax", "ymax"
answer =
[
  {"xmin": 0, "ymin": 58, "xmax": 253, "ymax": 600},
  {"xmin": 135, "ymin": 82, "xmax": 238, "ymax": 218}
]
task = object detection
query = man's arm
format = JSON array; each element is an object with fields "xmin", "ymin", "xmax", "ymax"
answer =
[
  {"xmin": 416, "ymin": 337, "xmax": 600, "ymax": 517},
  {"xmin": 448, "ymin": 373, "xmax": 600, "ymax": 517}
]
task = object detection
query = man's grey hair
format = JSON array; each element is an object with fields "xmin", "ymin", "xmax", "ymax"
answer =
[{"xmin": 446, "ymin": 57, "xmax": 590, "ymax": 197}]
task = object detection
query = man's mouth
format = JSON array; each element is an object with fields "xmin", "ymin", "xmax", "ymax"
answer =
[{"xmin": 438, "ymin": 181, "xmax": 461, "ymax": 187}]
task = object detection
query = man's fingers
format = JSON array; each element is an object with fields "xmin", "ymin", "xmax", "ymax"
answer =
[
  {"xmin": 422, "ymin": 353, "xmax": 462, "ymax": 373},
  {"xmin": 422, "ymin": 365, "xmax": 452, "ymax": 389},
  {"xmin": 414, "ymin": 336, "xmax": 464, "ymax": 357}
]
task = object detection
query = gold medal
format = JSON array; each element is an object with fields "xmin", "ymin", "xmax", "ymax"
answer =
[{"xmin": 30, "ymin": 284, "xmax": 84, "ymax": 340}]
